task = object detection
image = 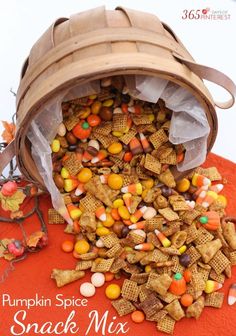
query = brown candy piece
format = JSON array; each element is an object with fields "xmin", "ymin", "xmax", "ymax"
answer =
[
  {"xmin": 87, "ymin": 146, "xmax": 98, "ymax": 156},
  {"xmin": 53, "ymin": 173, "xmax": 64, "ymax": 189},
  {"xmin": 161, "ymin": 186, "xmax": 173, "ymax": 198},
  {"xmin": 113, "ymin": 222, "xmax": 125, "ymax": 238},
  {"xmin": 70, "ymin": 191, "xmax": 81, "ymax": 203},
  {"xmin": 179, "ymin": 254, "xmax": 191, "ymax": 267},
  {"xmin": 53, "ymin": 161, "xmax": 62, "ymax": 172},
  {"xmin": 66, "ymin": 131, "xmax": 77, "ymax": 144},
  {"xmin": 121, "ymin": 226, "xmax": 129, "ymax": 238},
  {"xmin": 99, "ymin": 107, "xmax": 113, "ymax": 121}
]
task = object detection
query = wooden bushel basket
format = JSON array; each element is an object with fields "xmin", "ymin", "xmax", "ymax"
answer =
[{"xmin": 1, "ymin": 6, "xmax": 236, "ymax": 188}]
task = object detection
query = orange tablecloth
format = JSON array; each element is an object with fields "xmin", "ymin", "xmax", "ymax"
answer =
[{"xmin": 1, "ymin": 153, "xmax": 236, "ymax": 336}]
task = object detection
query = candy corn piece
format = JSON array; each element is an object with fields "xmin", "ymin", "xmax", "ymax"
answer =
[
  {"xmin": 123, "ymin": 219, "xmax": 132, "ymax": 225},
  {"xmin": 127, "ymin": 116, "xmax": 133, "ymax": 129},
  {"xmin": 194, "ymin": 185, "xmax": 209, "ymax": 197},
  {"xmin": 75, "ymin": 182, "xmax": 85, "ymax": 196},
  {"xmin": 204, "ymin": 280, "xmax": 222, "ymax": 294},
  {"xmin": 155, "ymin": 229, "xmax": 171, "ymax": 247},
  {"xmin": 95, "ymin": 206, "xmax": 107, "ymax": 222},
  {"xmin": 228, "ymin": 283, "xmax": 236, "ymax": 305},
  {"xmin": 64, "ymin": 178, "xmax": 79, "ymax": 192},
  {"xmin": 128, "ymin": 105, "xmax": 142, "ymax": 114},
  {"xmin": 129, "ymin": 221, "xmax": 146, "ymax": 230},
  {"xmin": 121, "ymin": 183, "xmax": 142, "ymax": 195},
  {"xmin": 76, "ymin": 148, "xmax": 83, "ymax": 161},
  {"xmin": 123, "ymin": 193, "xmax": 132, "ymax": 212},
  {"xmin": 186, "ymin": 200, "xmax": 195, "ymax": 209},
  {"xmin": 67, "ymin": 203, "xmax": 82, "ymax": 220},
  {"xmin": 100, "ymin": 174, "xmax": 110, "ymax": 184},
  {"xmin": 61, "ymin": 167, "xmax": 71, "ymax": 179},
  {"xmin": 129, "ymin": 137, "xmax": 143, "ymax": 155},
  {"xmin": 88, "ymin": 139, "xmax": 100, "ymax": 151},
  {"xmin": 130, "ymin": 206, "xmax": 147, "ymax": 223},
  {"xmin": 202, "ymin": 190, "xmax": 218, "ymax": 208},
  {"xmin": 209, "ymin": 184, "xmax": 224, "ymax": 193},
  {"xmin": 139, "ymin": 133, "xmax": 152, "ymax": 153},
  {"xmin": 196, "ymin": 190, "xmax": 207, "ymax": 205},
  {"xmin": 134, "ymin": 243, "xmax": 154, "ymax": 251},
  {"xmin": 192, "ymin": 173, "xmax": 211, "ymax": 187},
  {"xmin": 82, "ymin": 151, "xmax": 93, "ymax": 162},
  {"xmin": 91, "ymin": 150, "xmax": 107, "ymax": 163}
]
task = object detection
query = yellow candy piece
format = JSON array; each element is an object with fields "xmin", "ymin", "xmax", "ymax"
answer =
[
  {"xmin": 136, "ymin": 183, "xmax": 143, "ymax": 195},
  {"xmin": 145, "ymin": 265, "xmax": 152, "ymax": 273},
  {"xmin": 51, "ymin": 139, "xmax": 60, "ymax": 153},
  {"xmin": 123, "ymin": 126, "xmax": 130, "ymax": 134},
  {"xmin": 118, "ymin": 206, "xmax": 130, "ymax": 220},
  {"xmin": 108, "ymin": 142, "xmax": 123, "ymax": 154},
  {"xmin": 103, "ymin": 99, "xmax": 114, "ymax": 107},
  {"xmin": 78, "ymin": 107, "xmax": 91, "ymax": 119},
  {"xmin": 108, "ymin": 174, "xmax": 123, "ymax": 190},
  {"xmin": 112, "ymin": 131, "xmax": 123, "ymax": 137},
  {"xmin": 96, "ymin": 227, "xmax": 110, "ymax": 236},
  {"xmin": 94, "ymin": 257, "xmax": 103, "ymax": 264},
  {"xmin": 78, "ymin": 168, "xmax": 92, "ymax": 183},
  {"xmin": 179, "ymin": 245, "xmax": 187, "ymax": 254},
  {"xmin": 124, "ymin": 246, "xmax": 133, "ymax": 252},
  {"xmin": 176, "ymin": 178, "xmax": 190, "ymax": 193},
  {"xmin": 130, "ymin": 215, "xmax": 138, "ymax": 224},
  {"xmin": 91, "ymin": 101, "xmax": 102, "ymax": 114},
  {"xmin": 217, "ymin": 195, "xmax": 227, "ymax": 208},
  {"xmin": 142, "ymin": 189, "xmax": 149, "ymax": 200},
  {"xmin": 97, "ymin": 222, "xmax": 104, "ymax": 228},
  {"xmin": 102, "ymin": 213, "xmax": 115, "ymax": 228},
  {"xmin": 105, "ymin": 284, "xmax": 121, "ymax": 300},
  {"xmin": 148, "ymin": 114, "xmax": 155, "ymax": 122},
  {"xmin": 89, "ymin": 94, "xmax": 97, "ymax": 100},
  {"xmin": 74, "ymin": 240, "xmax": 90, "ymax": 254},
  {"xmin": 113, "ymin": 199, "xmax": 124, "ymax": 208},
  {"xmin": 61, "ymin": 167, "xmax": 70, "ymax": 178},
  {"xmin": 69, "ymin": 208, "xmax": 82, "ymax": 220},
  {"xmin": 141, "ymin": 179, "xmax": 154, "ymax": 189}
]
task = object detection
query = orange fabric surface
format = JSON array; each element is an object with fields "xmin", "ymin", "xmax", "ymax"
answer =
[{"xmin": 0, "ymin": 152, "xmax": 236, "ymax": 336}]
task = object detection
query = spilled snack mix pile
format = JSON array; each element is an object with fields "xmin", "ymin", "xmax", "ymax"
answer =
[{"xmin": 49, "ymin": 76, "xmax": 236, "ymax": 334}]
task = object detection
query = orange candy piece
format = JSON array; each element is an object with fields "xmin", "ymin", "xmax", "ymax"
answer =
[
  {"xmin": 87, "ymin": 114, "xmax": 101, "ymax": 127},
  {"xmin": 123, "ymin": 152, "xmax": 133, "ymax": 162},
  {"xmin": 72, "ymin": 120, "xmax": 91, "ymax": 140},
  {"xmin": 61, "ymin": 240, "xmax": 74, "ymax": 253},
  {"xmin": 111, "ymin": 208, "xmax": 121, "ymax": 221},
  {"xmin": 104, "ymin": 272, "xmax": 115, "ymax": 282},
  {"xmin": 169, "ymin": 273, "xmax": 186, "ymax": 295},
  {"xmin": 73, "ymin": 220, "xmax": 80, "ymax": 233},
  {"xmin": 176, "ymin": 152, "xmax": 184, "ymax": 163},
  {"xmin": 180, "ymin": 293, "xmax": 193, "ymax": 307},
  {"xmin": 131, "ymin": 310, "xmax": 145, "ymax": 323},
  {"xmin": 183, "ymin": 269, "xmax": 192, "ymax": 283}
]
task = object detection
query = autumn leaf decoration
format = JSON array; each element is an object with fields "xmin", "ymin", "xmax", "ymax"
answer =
[
  {"xmin": 26, "ymin": 231, "xmax": 47, "ymax": 248},
  {"xmin": 0, "ymin": 181, "xmax": 25, "ymax": 213},
  {"xmin": 0, "ymin": 190, "xmax": 26, "ymax": 212},
  {"xmin": 1, "ymin": 121, "xmax": 16, "ymax": 144}
]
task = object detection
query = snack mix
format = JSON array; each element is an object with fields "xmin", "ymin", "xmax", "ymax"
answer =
[{"xmin": 50, "ymin": 76, "xmax": 235, "ymax": 334}]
